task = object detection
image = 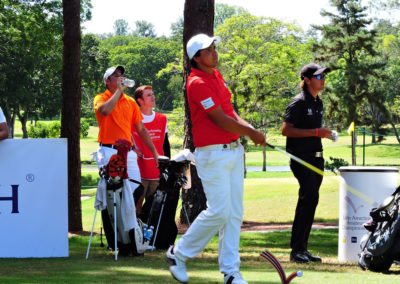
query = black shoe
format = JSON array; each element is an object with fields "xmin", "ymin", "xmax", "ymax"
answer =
[
  {"xmin": 304, "ymin": 251, "xmax": 322, "ymax": 262},
  {"xmin": 290, "ymin": 251, "xmax": 309, "ymax": 263}
]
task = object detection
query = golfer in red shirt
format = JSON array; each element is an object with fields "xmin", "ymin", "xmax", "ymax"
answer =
[{"xmin": 166, "ymin": 34, "xmax": 266, "ymax": 284}]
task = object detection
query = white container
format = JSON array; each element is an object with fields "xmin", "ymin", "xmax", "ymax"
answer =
[{"xmin": 338, "ymin": 166, "xmax": 398, "ymax": 262}]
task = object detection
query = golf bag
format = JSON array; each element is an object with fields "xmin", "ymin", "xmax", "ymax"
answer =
[
  {"xmin": 358, "ymin": 186, "xmax": 400, "ymax": 271},
  {"xmin": 99, "ymin": 139, "xmax": 150, "ymax": 257},
  {"xmin": 101, "ymin": 180, "xmax": 147, "ymax": 256},
  {"xmin": 141, "ymin": 156, "xmax": 190, "ymax": 249}
]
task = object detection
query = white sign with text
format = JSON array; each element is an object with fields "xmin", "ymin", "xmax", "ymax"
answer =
[{"xmin": 0, "ymin": 139, "xmax": 68, "ymax": 257}]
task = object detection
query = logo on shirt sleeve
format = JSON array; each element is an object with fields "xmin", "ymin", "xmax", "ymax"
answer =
[{"xmin": 200, "ymin": 97, "xmax": 215, "ymax": 110}]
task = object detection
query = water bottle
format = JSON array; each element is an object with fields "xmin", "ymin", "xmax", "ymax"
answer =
[
  {"xmin": 122, "ymin": 78, "xmax": 135, "ymax": 88},
  {"xmin": 143, "ymin": 224, "xmax": 150, "ymax": 241},
  {"xmin": 147, "ymin": 226, "xmax": 154, "ymax": 240}
]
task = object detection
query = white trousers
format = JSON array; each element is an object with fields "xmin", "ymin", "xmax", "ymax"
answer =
[
  {"xmin": 96, "ymin": 146, "xmax": 141, "ymax": 194},
  {"xmin": 174, "ymin": 144, "xmax": 244, "ymax": 275}
]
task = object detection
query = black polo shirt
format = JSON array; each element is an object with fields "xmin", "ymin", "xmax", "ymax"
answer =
[{"xmin": 284, "ymin": 90, "xmax": 323, "ymax": 154}]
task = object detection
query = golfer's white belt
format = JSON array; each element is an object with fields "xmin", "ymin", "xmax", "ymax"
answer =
[{"xmin": 196, "ymin": 140, "xmax": 240, "ymax": 151}]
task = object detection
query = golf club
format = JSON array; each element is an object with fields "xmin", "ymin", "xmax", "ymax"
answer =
[
  {"xmin": 86, "ymin": 209, "xmax": 98, "ymax": 260},
  {"xmin": 265, "ymin": 142, "xmax": 377, "ymax": 207}
]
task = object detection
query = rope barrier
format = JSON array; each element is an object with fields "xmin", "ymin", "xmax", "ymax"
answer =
[{"xmin": 356, "ymin": 127, "xmax": 394, "ymax": 138}]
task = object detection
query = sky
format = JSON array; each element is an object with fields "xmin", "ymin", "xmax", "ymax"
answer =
[{"xmin": 82, "ymin": 0, "xmax": 334, "ymax": 36}]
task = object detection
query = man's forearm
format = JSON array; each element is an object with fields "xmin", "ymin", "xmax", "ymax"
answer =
[{"xmin": 98, "ymin": 90, "xmax": 122, "ymax": 116}]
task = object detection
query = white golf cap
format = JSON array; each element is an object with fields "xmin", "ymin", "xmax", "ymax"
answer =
[
  {"xmin": 186, "ymin": 33, "xmax": 221, "ymax": 60},
  {"xmin": 103, "ymin": 65, "xmax": 125, "ymax": 83}
]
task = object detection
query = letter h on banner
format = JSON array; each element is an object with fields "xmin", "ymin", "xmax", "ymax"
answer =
[{"xmin": 0, "ymin": 185, "xmax": 19, "ymax": 213}]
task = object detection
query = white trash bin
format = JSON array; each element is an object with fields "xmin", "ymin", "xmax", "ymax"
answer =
[{"xmin": 338, "ymin": 166, "xmax": 399, "ymax": 262}]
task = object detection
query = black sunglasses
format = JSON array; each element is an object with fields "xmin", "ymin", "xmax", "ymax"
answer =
[{"xmin": 313, "ymin": 74, "xmax": 326, "ymax": 80}]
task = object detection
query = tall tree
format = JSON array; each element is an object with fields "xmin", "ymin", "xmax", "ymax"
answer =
[
  {"xmin": 113, "ymin": 19, "xmax": 129, "ymax": 35},
  {"xmin": 214, "ymin": 3, "xmax": 246, "ymax": 29},
  {"xmin": 181, "ymin": 0, "xmax": 215, "ymax": 223},
  {"xmin": 312, "ymin": 0, "xmax": 386, "ymax": 127},
  {"xmin": 133, "ymin": 20, "xmax": 156, "ymax": 38},
  {"xmin": 61, "ymin": 0, "xmax": 82, "ymax": 231},
  {"xmin": 216, "ymin": 13, "xmax": 312, "ymax": 169},
  {"xmin": 170, "ymin": 17, "xmax": 184, "ymax": 42},
  {"xmin": 0, "ymin": 0, "xmax": 63, "ymax": 137}
]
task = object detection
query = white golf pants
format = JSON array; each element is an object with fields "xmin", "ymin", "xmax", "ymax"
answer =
[
  {"xmin": 174, "ymin": 144, "xmax": 244, "ymax": 275},
  {"xmin": 96, "ymin": 146, "xmax": 141, "ymax": 194}
]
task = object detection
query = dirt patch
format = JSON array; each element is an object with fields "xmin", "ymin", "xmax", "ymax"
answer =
[
  {"xmin": 177, "ymin": 221, "xmax": 338, "ymax": 235},
  {"xmin": 69, "ymin": 221, "xmax": 338, "ymax": 237}
]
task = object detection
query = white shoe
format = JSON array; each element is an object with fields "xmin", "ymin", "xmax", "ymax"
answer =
[
  {"xmin": 224, "ymin": 271, "xmax": 248, "ymax": 284},
  {"xmin": 165, "ymin": 246, "xmax": 189, "ymax": 283}
]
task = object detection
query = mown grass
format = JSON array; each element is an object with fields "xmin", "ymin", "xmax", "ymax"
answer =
[
  {"xmin": 7, "ymin": 120, "xmax": 400, "ymax": 282},
  {"xmin": 0, "ymin": 230, "xmax": 399, "ymax": 283}
]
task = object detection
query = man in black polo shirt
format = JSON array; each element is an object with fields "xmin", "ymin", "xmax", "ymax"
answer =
[{"xmin": 282, "ymin": 62, "xmax": 332, "ymax": 263}]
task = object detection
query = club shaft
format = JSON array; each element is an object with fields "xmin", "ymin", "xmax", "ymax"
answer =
[{"xmin": 266, "ymin": 143, "xmax": 376, "ymax": 206}]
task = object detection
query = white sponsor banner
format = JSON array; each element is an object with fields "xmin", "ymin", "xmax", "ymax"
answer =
[
  {"xmin": 0, "ymin": 138, "xmax": 68, "ymax": 257},
  {"xmin": 338, "ymin": 166, "xmax": 399, "ymax": 262}
]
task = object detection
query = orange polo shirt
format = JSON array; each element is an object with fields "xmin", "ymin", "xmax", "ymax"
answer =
[{"xmin": 94, "ymin": 89, "xmax": 143, "ymax": 146}]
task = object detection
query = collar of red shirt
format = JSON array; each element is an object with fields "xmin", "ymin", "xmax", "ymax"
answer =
[{"xmin": 190, "ymin": 67, "xmax": 218, "ymax": 79}]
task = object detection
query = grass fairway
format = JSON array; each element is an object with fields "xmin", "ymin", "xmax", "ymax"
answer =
[
  {"xmin": 0, "ymin": 230, "xmax": 399, "ymax": 283},
  {"xmin": 7, "ymin": 122, "xmax": 400, "ymax": 282}
]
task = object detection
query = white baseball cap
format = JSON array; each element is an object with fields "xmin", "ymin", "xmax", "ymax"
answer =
[
  {"xmin": 186, "ymin": 33, "xmax": 221, "ymax": 60},
  {"xmin": 103, "ymin": 65, "xmax": 125, "ymax": 83}
]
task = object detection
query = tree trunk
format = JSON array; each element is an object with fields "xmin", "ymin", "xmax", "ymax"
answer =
[
  {"xmin": 390, "ymin": 121, "xmax": 400, "ymax": 144},
  {"xmin": 262, "ymin": 146, "xmax": 266, "ymax": 171},
  {"xmin": 2, "ymin": 103, "xmax": 16, "ymax": 138},
  {"xmin": 61, "ymin": 0, "xmax": 82, "ymax": 232},
  {"xmin": 17, "ymin": 111, "xmax": 28, "ymax": 138},
  {"xmin": 180, "ymin": 0, "xmax": 215, "ymax": 224}
]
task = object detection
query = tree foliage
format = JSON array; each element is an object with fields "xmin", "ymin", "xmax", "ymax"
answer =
[
  {"xmin": 0, "ymin": 0, "xmax": 63, "ymax": 137},
  {"xmin": 214, "ymin": 3, "xmax": 247, "ymax": 29},
  {"xmin": 133, "ymin": 20, "xmax": 156, "ymax": 38},
  {"xmin": 107, "ymin": 37, "xmax": 180, "ymax": 110},
  {"xmin": 312, "ymin": 0, "xmax": 387, "ymax": 131},
  {"xmin": 216, "ymin": 13, "xmax": 312, "ymax": 131},
  {"xmin": 113, "ymin": 19, "xmax": 129, "ymax": 35}
]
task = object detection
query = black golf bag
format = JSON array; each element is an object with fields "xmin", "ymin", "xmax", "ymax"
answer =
[
  {"xmin": 358, "ymin": 186, "xmax": 400, "ymax": 271},
  {"xmin": 140, "ymin": 156, "xmax": 190, "ymax": 249},
  {"xmin": 100, "ymin": 163, "xmax": 149, "ymax": 257}
]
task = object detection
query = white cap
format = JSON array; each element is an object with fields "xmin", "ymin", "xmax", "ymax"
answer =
[
  {"xmin": 103, "ymin": 65, "xmax": 125, "ymax": 84},
  {"xmin": 186, "ymin": 34, "xmax": 221, "ymax": 60}
]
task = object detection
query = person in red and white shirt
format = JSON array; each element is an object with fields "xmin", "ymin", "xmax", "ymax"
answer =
[
  {"xmin": 165, "ymin": 34, "xmax": 266, "ymax": 284},
  {"xmin": 132, "ymin": 85, "xmax": 170, "ymax": 216}
]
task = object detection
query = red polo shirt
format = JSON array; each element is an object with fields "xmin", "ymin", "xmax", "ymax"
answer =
[{"xmin": 187, "ymin": 68, "xmax": 239, "ymax": 147}]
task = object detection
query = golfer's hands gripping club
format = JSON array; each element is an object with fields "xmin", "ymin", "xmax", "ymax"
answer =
[{"xmin": 249, "ymin": 129, "xmax": 266, "ymax": 147}]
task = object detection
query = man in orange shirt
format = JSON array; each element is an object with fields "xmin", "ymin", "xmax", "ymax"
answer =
[{"xmin": 94, "ymin": 66, "xmax": 159, "ymax": 195}]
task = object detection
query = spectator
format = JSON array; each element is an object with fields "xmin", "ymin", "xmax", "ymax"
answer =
[{"xmin": 132, "ymin": 85, "xmax": 170, "ymax": 216}]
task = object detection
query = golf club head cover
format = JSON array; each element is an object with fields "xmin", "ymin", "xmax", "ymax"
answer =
[{"xmin": 106, "ymin": 138, "xmax": 131, "ymax": 181}]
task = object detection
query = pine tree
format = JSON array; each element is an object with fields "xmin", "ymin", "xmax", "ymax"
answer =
[{"xmin": 312, "ymin": 0, "xmax": 386, "ymax": 126}]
